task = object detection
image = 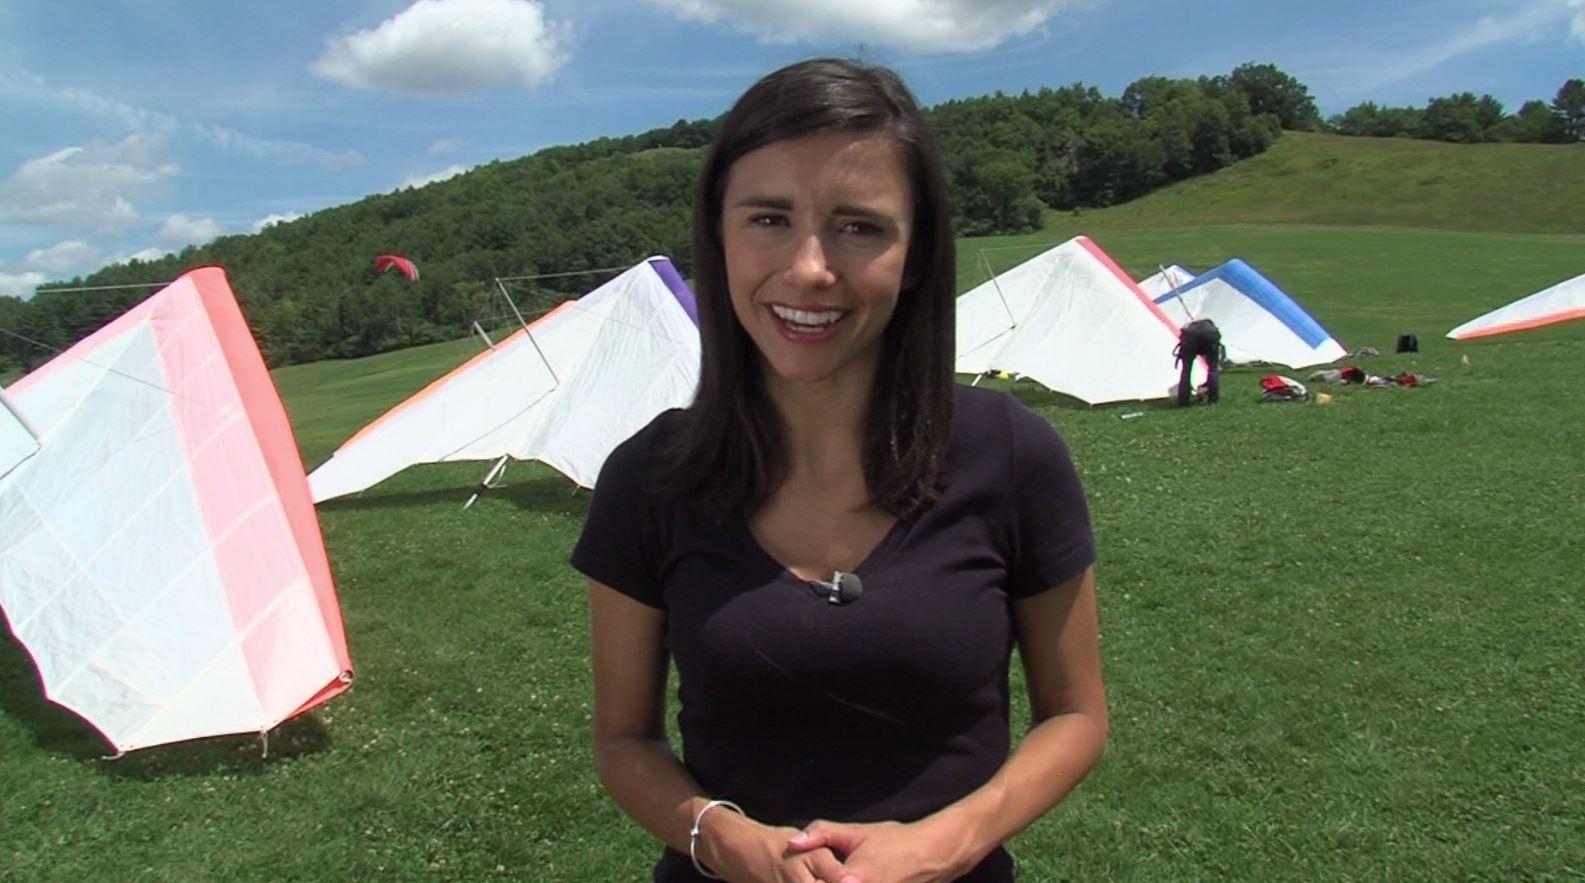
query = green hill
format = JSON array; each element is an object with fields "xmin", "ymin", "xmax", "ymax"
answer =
[
  {"xmin": 8, "ymin": 122, "xmax": 1585, "ymax": 883},
  {"xmin": 1061, "ymin": 131, "xmax": 1585, "ymax": 234}
]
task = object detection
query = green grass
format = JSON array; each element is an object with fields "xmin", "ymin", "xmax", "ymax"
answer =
[
  {"xmin": 1054, "ymin": 131, "xmax": 1585, "ymax": 235},
  {"xmin": 6, "ymin": 141, "xmax": 1585, "ymax": 882}
]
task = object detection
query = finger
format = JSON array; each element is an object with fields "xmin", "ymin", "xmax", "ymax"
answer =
[
  {"xmin": 804, "ymin": 848, "xmax": 855, "ymax": 883},
  {"xmin": 787, "ymin": 820, "xmax": 833, "ymax": 853},
  {"xmin": 790, "ymin": 822, "xmax": 864, "ymax": 857}
]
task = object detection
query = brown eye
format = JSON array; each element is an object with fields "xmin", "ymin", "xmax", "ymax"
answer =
[{"xmin": 839, "ymin": 220, "xmax": 882, "ymax": 237}]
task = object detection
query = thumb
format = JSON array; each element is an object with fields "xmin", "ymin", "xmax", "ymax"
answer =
[
  {"xmin": 787, "ymin": 820, "xmax": 864, "ymax": 856},
  {"xmin": 786, "ymin": 823, "xmax": 824, "ymax": 853}
]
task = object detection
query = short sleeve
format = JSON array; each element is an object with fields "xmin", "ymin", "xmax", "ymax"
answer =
[
  {"xmin": 1005, "ymin": 401, "xmax": 1095, "ymax": 598},
  {"xmin": 570, "ymin": 420, "xmax": 666, "ymax": 609}
]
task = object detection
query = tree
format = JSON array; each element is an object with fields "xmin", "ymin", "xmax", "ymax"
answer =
[
  {"xmin": 1331, "ymin": 102, "xmax": 1431, "ymax": 139},
  {"xmin": 1486, "ymin": 100, "xmax": 1566, "ymax": 143},
  {"xmin": 1552, "ymin": 78, "xmax": 1585, "ymax": 142},
  {"xmin": 1071, "ymin": 120, "xmax": 1166, "ymax": 206},
  {"xmin": 0, "ymin": 296, "xmax": 29, "ymax": 373},
  {"xmin": 1473, "ymin": 94, "xmax": 1506, "ymax": 132},
  {"xmin": 1423, "ymin": 93, "xmax": 1487, "ymax": 143},
  {"xmin": 1121, "ymin": 75, "xmax": 1199, "ymax": 119},
  {"xmin": 1226, "ymin": 62, "xmax": 1321, "ymax": 130},
  {"xmin": 948, "ymin": 149, "xmax": 1044, "ymax": 236}
]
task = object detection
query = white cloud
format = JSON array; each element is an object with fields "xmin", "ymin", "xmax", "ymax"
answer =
[
  {"xmin": 429, "ymin": 136, "xmax": 463, "ymax": 155},
  {"xmin": 154, "ymin": 214, "xmax": 223, "ymax": 250},
  {"xmin": 1324, "ymin": 1, "xmax": 1585, "ymax": 97},
  {"xmin": 252, "ymin": 212, "xmax": 304, "ymax": 233},
  {"xmin": 194, "ymin": 124, "xmax": 364, "ymax": 170},
  {"xmin": 118, "ymin": 248, "xmax": 170, "ymax": 264},
  {"xmin": 400, "ymin": 164, "xmax": 472, "ymax": 189},
  {"xmin": 0, "ymin": 70, "xmax": 180, "ymax": 134},
  {"xmin": 312, "ymin": 0, "xmax": 570, "ymax": 97},
  {"xmin": 0, "ymin": 270, "xmax": 48, "ymax": 300},
  {"xmin": 0, "ymin": 133, "xmax": 176, "ymax": 234},
  {"xmin": 0, "ymin": 70, "xmax": 365, "ymax": 171},
  {"xmin": 21, "ymin": 239, "xmax": 101, "ymax": 276},
  {"xmin": 643, "ymin": 0, "xmax": 1090, "ymax": 53}
]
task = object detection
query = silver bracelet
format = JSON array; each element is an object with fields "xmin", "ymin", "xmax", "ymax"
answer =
[{"xmin": 689, "ymin": 798, "xmax": 744, "ymax": 880}]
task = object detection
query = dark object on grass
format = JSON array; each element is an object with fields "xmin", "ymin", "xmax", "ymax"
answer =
[
  {"xmin": 1175, "ymin": 318, "xmax": 1223, "ymax": 406},
  {"xmin": 1396, "ymin": 333, "xmax": 1419, "ymax": 353}
]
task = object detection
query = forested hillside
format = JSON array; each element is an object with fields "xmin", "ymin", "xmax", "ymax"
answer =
[{"xmin": 4, "ymin": 63, "xmax": 1303, "ymax": 372}]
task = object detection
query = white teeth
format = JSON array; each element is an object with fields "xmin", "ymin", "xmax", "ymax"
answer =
[{"xmin": 770, "ymin": 305, "xmax": 844, "ymax": 326}]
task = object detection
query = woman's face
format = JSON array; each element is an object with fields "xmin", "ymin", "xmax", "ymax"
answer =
[{"xmin": 719, "ymin": 131, "xmax": 914, "ymax": 388}]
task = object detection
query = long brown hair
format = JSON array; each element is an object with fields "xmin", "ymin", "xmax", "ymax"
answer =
[{"xmin": 668, "ymin": 58, "xmax": 956, "ymax": 521}]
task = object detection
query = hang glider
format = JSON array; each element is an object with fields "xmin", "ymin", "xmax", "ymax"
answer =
[
  {"xmin": 0, "ymin": 386, "xmax": 40, "ymax": 481},
  {"xmin": 309, "ymin": 256, "xmax": 700, "ymax": 502},
  {"xmin": 374, "ymin": 254, "xmax": 419, "ymax": 282},
  {"xmin": 955, "ymin": 236, "xmax": 1200, "ymax": 404},
  {"xmin": 1153, "ymin": 258, "xmax": 1347, "ymax": 368},
  {"xmin": 0, "ymin": 267, "xmax": 352, "ymax": 754},
  {"xmin": 1447, "ymin": 271, "xmax": 1585, "ymax": 341},
  {"xmin": 1137, "ymin": 264, "xmax": 1197, "ymax": 299}
]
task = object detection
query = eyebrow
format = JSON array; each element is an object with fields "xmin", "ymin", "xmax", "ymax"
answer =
[
  {"xmin": 730, "ymin": 195, "xmax": 895, "ymax": 222},
  {"xmin": 731, "ymin": 195, "xmax": 792, "ymax": 211}
]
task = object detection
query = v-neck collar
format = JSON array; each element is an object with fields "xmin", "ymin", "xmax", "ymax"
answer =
[{"xmin": 737, "ymin": 515, "xmax": 909, "ymax": 584}]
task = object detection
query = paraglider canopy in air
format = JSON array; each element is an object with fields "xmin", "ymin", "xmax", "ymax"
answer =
[{"xmin": 374, "ymin": 254, "xmax": 419, "ymax": 282}]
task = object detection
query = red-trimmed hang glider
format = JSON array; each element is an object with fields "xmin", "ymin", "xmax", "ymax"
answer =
[
  {"xmin": 0, "ymin": 267, "xmax": 353, "ymax": 754},
  {"xmin": 374, "ymin": 254, "xmax": 419, "ymax": 282}
]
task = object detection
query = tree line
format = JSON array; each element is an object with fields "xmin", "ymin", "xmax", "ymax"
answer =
[
  {"xmin": 4, "ymin": 62, "xmax": 1315, "ymax": 372},
  {"xmin": 1325, "ymin": 79, "xmax": 1584, "ymax": 144}
]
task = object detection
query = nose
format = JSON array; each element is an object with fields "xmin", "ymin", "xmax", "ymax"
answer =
[{"xmin": 783, "ymin": 233, "xmax": 837, "ymax": 289}]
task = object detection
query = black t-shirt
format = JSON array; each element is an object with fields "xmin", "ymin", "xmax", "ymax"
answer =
[{"xmin": 572, "ymin": 384, "xmax": 1095, "ymax": 882}]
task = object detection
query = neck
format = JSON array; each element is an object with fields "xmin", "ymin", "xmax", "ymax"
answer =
[{"xmin": 762, "ymin": 357, "xmax": 877, "ymax": 484}]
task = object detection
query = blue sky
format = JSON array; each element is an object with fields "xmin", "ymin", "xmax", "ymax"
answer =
[{"xmin": 1, "ymin": 0, "xmax": 1581, "ymax": 297}]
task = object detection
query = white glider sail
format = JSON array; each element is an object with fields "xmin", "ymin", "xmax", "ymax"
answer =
[
  {"xmin": 1448, "ymin": 271, "xmax": 1585, "ymax": 341},
  {"xmin": 309, "ymin": 256, "xmax": 700, "ymax": 501},
  {"xmin": 955, "ymin": 236, "xmax": 1199, "ymax": 404},
  {"xmin": 1137, "ymin": 264, "xmax": 1197, "ymax": 299},
  {"xmin": 1152, "ymin": 259, "xmax": 1346, "ymax": 368},
  {"xmin": 0, "ymin": 267, "xmax": 352, "ymax": 754},
  {"xmin": 0, "ymin": 386, "xmax": 39, "ymax": 480}
]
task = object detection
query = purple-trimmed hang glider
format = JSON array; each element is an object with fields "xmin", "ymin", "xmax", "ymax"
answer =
[{"xmin": 308, "ymin": 256, "xmax": 700, "ymax": 501}]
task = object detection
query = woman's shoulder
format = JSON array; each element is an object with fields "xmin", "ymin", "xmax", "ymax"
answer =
[
  {"xmin": 948, "ymin": 382, "xmax": 1078, "ymax": 488},
  {"xmin": 951, "ymin": 382, "xmax": 1059, "ymax": 444},
  {"xmin": 596, "ymin": 407, "xmax": 688, "ymax": 493}
]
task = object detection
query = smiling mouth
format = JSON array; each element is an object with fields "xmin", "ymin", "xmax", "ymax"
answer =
[{"xmin": 770, "ymin": 304, "xmax": 846, "ymax": 335}]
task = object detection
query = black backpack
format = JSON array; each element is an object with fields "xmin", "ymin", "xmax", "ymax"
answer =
[{"xmin": 1396, "ymin": 333, "xmax": 1419, "ymax": 353}]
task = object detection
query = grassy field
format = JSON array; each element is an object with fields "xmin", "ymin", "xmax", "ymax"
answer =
[
  {"xmin": 1061, "ymin": 131, "xmax": 1585, "ymax": 235},
  {"xmin": 4, "ymin": 147, "xmax": 1585, "ymax": 881}
]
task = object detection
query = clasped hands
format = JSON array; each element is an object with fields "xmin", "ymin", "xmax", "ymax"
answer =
[{"xmin": 703, "ymin": 811, "xmax": 977, "ymax": 883}]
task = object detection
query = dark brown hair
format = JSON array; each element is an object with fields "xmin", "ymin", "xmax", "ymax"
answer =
[{"xmin": 668, "ymin": 58, "xmax": 956, "ymax": 520}]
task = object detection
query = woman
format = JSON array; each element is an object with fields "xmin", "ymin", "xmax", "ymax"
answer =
[{"xmin": 573, "ymin": 58, "xmax": 1107, "ymax": 883}]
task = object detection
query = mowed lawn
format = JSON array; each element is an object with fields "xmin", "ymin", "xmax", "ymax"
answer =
[{"xmin": 3, "ymin": 222, "xmax": 1583, "ymax": 881}]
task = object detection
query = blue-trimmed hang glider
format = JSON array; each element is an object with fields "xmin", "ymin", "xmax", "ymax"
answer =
[
  {"xmin": 1136, "ymin": 264, "xmax": 1197, "ymax": 299},
  {"xmin": 1153, "ymin": 259, "xmax": 1346, "ymax": 368}
]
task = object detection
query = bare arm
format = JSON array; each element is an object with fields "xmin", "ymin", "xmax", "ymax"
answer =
[
  {"xmin": 932, "ymin": 565, "xmax": 1109, "ymax": 863},
  {"xmin": 588, "ymin": 579, "xmax": 849, "ymax": 882}
]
